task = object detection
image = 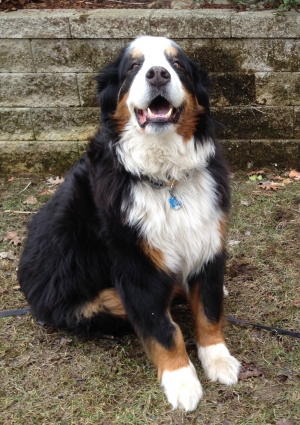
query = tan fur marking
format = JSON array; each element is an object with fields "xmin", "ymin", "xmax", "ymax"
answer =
[
  {"xmin": 218, "ymin": 217, "xmax": 228, "ymax": 248},
  {"xmin": 130, "ymin": 47, "xmax": 143, "ymax": 60},
  {"xmin": 189, "ymin": 284, "xmax": 225, "ymax": 347},
  {"xmin": 78, "ymin": 288, "xmax": 126, "ymax": 320},
  {"xmin": 176, "ymin": 89, "xmax": 205, "ymax": 142},
  {"xmin": 143, "ymin": 322, "xmax": 190, "ymax": 381},
  {"xmin": 165, "ymin": 45, "xmax": 179, "ymax": 57},
  {"xmin": 140, "ymin": 240, "xmax": 167, "ymax": 272},
  {"xmin": 112, "ymin": 93, "xmax": 130, "ymax": 132}
]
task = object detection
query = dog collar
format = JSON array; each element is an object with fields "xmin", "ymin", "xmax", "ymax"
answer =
[
  {"xmin": 141, "ymin": 173, "xmax": 190, "ymax": 210},
  {"xmin": 141, "ymin": 172, "xmax": 190, "ymax": 190}
]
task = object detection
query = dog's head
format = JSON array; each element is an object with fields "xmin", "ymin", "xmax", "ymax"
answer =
[{"xmin": 96, "ymin": 36, "xmax": 210, "ymax": 141}]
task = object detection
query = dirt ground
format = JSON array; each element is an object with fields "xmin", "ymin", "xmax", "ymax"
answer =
[
  {"xmin": 1, "ymin": 168, "xmax": 300, "ymax": 424},
  {"xmin": 1, "ymin": 0, "xmax": 173, "ymax": 12}
]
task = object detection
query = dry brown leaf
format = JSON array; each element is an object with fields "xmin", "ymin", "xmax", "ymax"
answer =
[
  {"xmin": 259, "ymin": 182, "xmax": 285, "ymax": 191},
  {"xmin": 46, "ymin": 176, "xmax": 64, "ymax": 185},
  {"xmin": 247, "ymin": 170, "xmax": 264, "ymax": 176},
  {"xmin": 8, "ymin": 176, "xmax": 14, "ymax": 182},
  {"xmin": 3, "ymin": 231, "xmax": 22, "ymax": 246},
  {"xmin": 238, "ymin": 363, "xmax": 263, "ymax": 380},
  {"xmin": 282, "ymin": 178, "xmax": 293, "ymax": 184},
  {"xmin": 276, "ymin": 419, "xmax": 295, "ymax": 425},
  {"xmin": 252, "ymin": 190, "xmax": 273, "ymax": 197},
  {"xmin": 0, "ymin": 251, "xmax": 16, "ymax": 260},
  {"xmin": 39, "ymin": 188, "xmax": 55, "ymax": 195},
  {"xmin": 23, "ymin": 196, "xmax": 38, "ymax": 205},
  {"xmin": 289, "ymin": 169, "xmax": 300, "ymax": 179}
]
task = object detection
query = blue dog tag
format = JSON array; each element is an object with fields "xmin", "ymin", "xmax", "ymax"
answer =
[{"xmin": 169, "ymin": 196, "xmax": 182, "ymax": 210}]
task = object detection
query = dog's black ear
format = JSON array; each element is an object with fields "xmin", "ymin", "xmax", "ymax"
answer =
[
  {"xmin": 95, "ymin": 49, "xmax": 125, "ymax": 123},
  {"xmin": 189, "ymin": 60, "xmax": 210, "ymax": 113}
]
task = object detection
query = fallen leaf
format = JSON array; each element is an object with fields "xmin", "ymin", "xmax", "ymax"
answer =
[
  {"xmin": 276, "ymin": 419, "xmax": 295, "ymax": 425},
  {"xmin": 249, "ymin": 174, "xmax": 263, "ymax": 182},
  {"xmin": 228, "ymin": 240, "xmax": 241, "ymax": 246},
  {"xmin": 259, "ymin": 181, "xmax": 285, "ymax": 191},
  {"xmin": 3, "ymin": 231, "xmax": 22, "ymax": 246},
  {"xmin": 38, "ymin": 189, "xmax": 55, "ymax": 196},
  {"xmin": 238, "ymin": 363, "xmax": 263, "ymax": 380},
  {"xmin": 274, "ymin": 175, "xmax": 284, "ymax": 180},
  {"xmin": 23, "ymin": 196, "xmax": 38, "ymax": 205},
  {"xmin": 252, "ymin": 190, "xmax": 273, "ymax": 197},
  {"xmin": 59, "ymin": 337, "xmax": 73, "ymax": 345},
  {"xmin": 0, "ymin": 251, "xmax": 16, "ymax": 260},
  {"xmin": 247, "ymin": 170, "xmax": 264, "ymax": 176},
  {"xmin": 8, "ymin": 177, "xmax": 14, "ymax": 182},
  {"xmin": 289, "ymin": 169, "xmax": 300, "ymax": 180},
  {"xmin": 46, "ymin": 176, "xmax": 64, "ymax": 185},
  {"xmin": 282, "ymin": 178, "xmax": 293, "ymax": 184}
]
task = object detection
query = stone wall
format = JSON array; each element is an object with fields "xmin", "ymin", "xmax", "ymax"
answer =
[{"xmin": 0, "ymin": 9, "xmax": 300, "ymax": 174}]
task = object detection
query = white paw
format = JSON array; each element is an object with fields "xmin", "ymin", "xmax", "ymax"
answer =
[
  {"xmin": 198, "ymin": 343, "xmax": 240, "ymax": 385},
  {"xmin": 161, "ymin": 361, "xmax": 203, "ymax": 412}
]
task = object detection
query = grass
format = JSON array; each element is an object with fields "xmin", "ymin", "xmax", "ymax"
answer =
[{"xmin": 0, "ymin": 170, "xmax": 300, "ymax": 425}]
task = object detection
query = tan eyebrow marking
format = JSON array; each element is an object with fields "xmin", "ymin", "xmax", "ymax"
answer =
[
  {"xmin": 165, "ymin": 45, "xmax": 179, "ymax": 57},
  {"xmin": 130, "ymin": 47, "xmax": 144, "ymax": 60}
]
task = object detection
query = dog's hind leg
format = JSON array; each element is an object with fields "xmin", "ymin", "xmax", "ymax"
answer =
[{"xmin": 188, "ymin": 253, "xmax": 240, "ymax": 386}]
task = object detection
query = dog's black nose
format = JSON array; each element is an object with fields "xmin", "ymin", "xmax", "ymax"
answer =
[{"xmin": 146, "ymin": 66, "xmax": 171, "ymax": 87}]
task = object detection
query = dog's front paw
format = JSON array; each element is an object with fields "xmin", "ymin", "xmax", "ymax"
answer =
[
  {"xmin": 161, "ymin": 361, "xmax": 203, "ymax": 412},
  {"xmin": 198, "ymin": 343, "xmax": 240, "ymax": 386}
]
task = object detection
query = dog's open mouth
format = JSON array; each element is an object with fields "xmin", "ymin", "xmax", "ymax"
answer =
[{"xmin": 135, "ymin": 96, "xmax": 182, "ymax": 128}]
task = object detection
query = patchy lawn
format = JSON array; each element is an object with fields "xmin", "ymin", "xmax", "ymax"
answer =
[{"xmin": 0, "ymin": 170, "xmax": 299, "ymax": 425}]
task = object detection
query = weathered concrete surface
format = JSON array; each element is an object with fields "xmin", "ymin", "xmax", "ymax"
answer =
[
  {"xmin": 231, "ymin": 10, "xmax": 300, "ymax": 38},
  {"xmin": 0, "ymin": 108, "xmax": 34, "ymax": 141},
  {"xmin": 213, "ymin": 106, "xmax": 294, "ymax": 139},
  {"xmin": 31, "ymin": 108, "xmax": 99, "ymax": 141},
  {"xmin": 0, "ymin": 141, "xmax": 86, "ymax": 175},
  {"xmin": 222, "ymin": 140, "xmax": 300, "ymax": 168},
  {"xmin": 255, "ymin": 72, "xmax": 300, "ymax": 106},
  {"xmin": 0, "ymin": 9, "xmax": 300, "ymax": 174},
  {"xmin": 77, "ymin": 73, "xmax": 98, "ymax": 107},
  {"xmin": 150, "ymin": 10, "xmax": 231, "ymax": 38},
  {"xmin": 174, "ymin": 39, "xmax": 213, "ymax": 70},
  {"xmin": 70, "ymin": 10, "xmax": 151, "ymax": 38},
  {"xmin": 210, "ymin": 73, "xmax": 256, "ymax": 107},
  {"xmin": 0, "ymin": 40, "xmax": 34, "ymax": 73},
  {"xmin": 31, "ymin": 39, "xmax": 128, "ymax": 73},
  {"xmin": 0, "ymin": 10, "xmax": 72, "ymax": 38},
  {"xmin": 212, "ymin": 39, "xmax": 300, "ymax": 73},
  {"xmin": 294, "ymin": 107, "xmax": 300, "ymax": 138},
  {"xmin": 0, "ymin": 73, "xmax": 80, "ymax": 107}
]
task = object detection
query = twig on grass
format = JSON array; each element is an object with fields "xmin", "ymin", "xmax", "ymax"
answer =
[
  {"xmin": 18, "ymin": 182, "xmax": 32, "ymax": 194},
  {"xmin": 4, "ymin": 210, "xmax": 34, "ymax": 214}
]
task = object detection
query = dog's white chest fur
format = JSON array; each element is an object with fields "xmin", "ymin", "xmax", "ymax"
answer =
[{"xmin": 125, "ymin": 168, "xmax": 223, "ymax": 282}]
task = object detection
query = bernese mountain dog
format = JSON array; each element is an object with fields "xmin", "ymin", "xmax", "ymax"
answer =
[{"xmin": 18, "ymin": 36, "xmax": 240, "ymax": 412}]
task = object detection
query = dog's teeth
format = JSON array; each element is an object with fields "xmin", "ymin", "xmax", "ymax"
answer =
[
  {"xmin": 148, "ymin": 108, "xmax": 155, "ymax": 118},
  {"xmin": 166, "ymin": 107, "xmax": 173, "ymax": 118}
]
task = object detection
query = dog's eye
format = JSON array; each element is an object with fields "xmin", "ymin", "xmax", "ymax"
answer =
[
  {"xmin": 130, "ymin": 63, "xmax": 140, "ymax": 70},
  {"xmin": 173, "ymin": 61, "xmax": 182, "ymax": 69}
]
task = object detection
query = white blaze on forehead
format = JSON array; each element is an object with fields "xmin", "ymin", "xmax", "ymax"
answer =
[{"xmin": 126, "ymin": 36, "xmax": 185, "ymax": 112}]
